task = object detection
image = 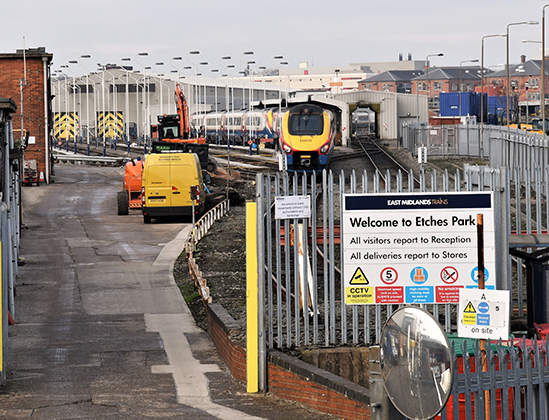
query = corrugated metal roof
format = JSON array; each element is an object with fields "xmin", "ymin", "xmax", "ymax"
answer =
[{"xmin": 360, "ymin": 70, "xmax": 424, "ymax": 83}]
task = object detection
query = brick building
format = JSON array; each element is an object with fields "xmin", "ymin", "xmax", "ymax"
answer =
[
  {"xmin": 357, "ymin": 70, "xmax": 424, "ymax": 94},
  {"xmin": 0, "ymin": 48, "xmax": 53, "ymax": 183}
]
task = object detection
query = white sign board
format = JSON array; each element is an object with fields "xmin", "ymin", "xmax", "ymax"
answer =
[
  {"xmin": 28, "ymin": 136, "xmax": 36, "ymax": 144},
  {"xmin": 458, "ymin": 288, "xmax": 510, "ymax": 340},
  {"xmin": 275, "ymin": 195, "xmax": 311, "ymax": 220},
  {"xmin": 342, "ymin": 192, "xmax": 495, "ymax": 305}
]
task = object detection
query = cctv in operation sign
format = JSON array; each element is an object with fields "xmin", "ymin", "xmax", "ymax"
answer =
[{"xmin": 342, "ymin": 192, "xmax": 495, "ymax": 305}]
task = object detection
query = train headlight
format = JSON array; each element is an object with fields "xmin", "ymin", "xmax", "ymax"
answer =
[
  {"xmin": 283, "ymin": 144, "xmax": 292, "ymax": 154},
  {"xmin": 320, "ymin": 142, "xmax": 330, "ymax": 154}
]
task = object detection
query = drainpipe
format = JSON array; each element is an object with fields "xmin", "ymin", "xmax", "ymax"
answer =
[{"xmin": 43, "ymin": 57, "xmax": 50, "ymax": 184}]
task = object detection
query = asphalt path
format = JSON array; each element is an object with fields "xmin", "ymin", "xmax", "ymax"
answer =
[{"xmin": 0, "ymin": 164, "xmax": 335, "ymax": 419}]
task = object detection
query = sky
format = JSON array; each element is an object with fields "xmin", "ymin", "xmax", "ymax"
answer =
[{"xmin": 2, "ymin": 0, "xmax": 548, "ymax": 77}]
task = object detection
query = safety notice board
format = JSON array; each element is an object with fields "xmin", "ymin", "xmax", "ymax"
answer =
[{"xmin": 342, "ymin": 192, "xmax": 495, "ymax": 305}]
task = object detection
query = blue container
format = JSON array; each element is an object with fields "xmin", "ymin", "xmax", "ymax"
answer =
[
  {"xmin": 439, "ymin": 92, "xmax": 479, "ymax": 117},
  {"xmin": 487, "ymin": 96, "xmax": 516, "ymax": 118}
]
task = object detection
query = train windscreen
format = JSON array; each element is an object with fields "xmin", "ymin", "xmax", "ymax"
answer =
[{"xmin": 288, "ymin": 108, "xmax": 324, "ymax": 136}]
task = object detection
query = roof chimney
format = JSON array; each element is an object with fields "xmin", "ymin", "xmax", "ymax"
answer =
[{"xmin": 521, "ymin": 55, "xmax": 526, "ymax": 63}]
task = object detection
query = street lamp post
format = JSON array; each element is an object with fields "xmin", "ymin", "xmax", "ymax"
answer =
[
  {"xmin": 240, "ymin": 51, "xmax": 254, "ymax": 109},
  {"xmin": 218, "ymin": 56, "xmax": 234, "ymax": 200},
  {"xmin": 118, "ymin": 57, "xmax": 132, "ymax": 152},
  {"xmin": 459, "ymin": 59, "xmax": 479, "ymax": 117},
  {"xmin": 481, "ymin": 35, "xmax": 506, "ymax": 125},
  {"xmin": 542, "ymin": 5, "xmax": 549, "ymax": 135},
  {"xmin": 153, "ymin": 63, "xmax": 166, "ymax": 115},
  {"xmin": 133, "ymin": 52, "xmax": 149, "ymax": 143},
  {"xmin": 257, "ymin": 66, "xmax": 267, "ymax": 101},
  {"xmin": 507, "ymin": 21, "xmax": 538, "ymax": 137},
  {"xmin": 425, "ymin": 53, "xmax": 444, "ymax": 111},
  {"xmin": 65, "ymin": 63, "xmax": 79, "ymax": 153},
  {"xmin": 74, "ymin": 55, "xmax": 91, "ymax": 155},
  {"xmin": 210, "ymin": 69, "xmax": 219, "ymax": 144},
  {"xmin": 218, "ymin": 56, "xmax": 233, "ymax": 125},
  {"xmin": 186, "ymin": 51, "xmax": 200, "ymax": 115},
  {"xmin": 199, "ymin": 62, "xmax": 208, "ymax": 123}
]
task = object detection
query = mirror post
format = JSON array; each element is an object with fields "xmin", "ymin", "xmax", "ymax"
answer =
[
  {"xmin": 369, "ymin": 346, "xmax": 405, "ymax": 420},
  {"xmin": 477, "ymin": 213, "xmax": 491, "ymax": 418}
]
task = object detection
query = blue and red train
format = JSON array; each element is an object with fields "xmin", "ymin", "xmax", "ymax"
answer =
[{"xmin": 192, "ymin": 103, "xmax": 337, "ymax": 173}]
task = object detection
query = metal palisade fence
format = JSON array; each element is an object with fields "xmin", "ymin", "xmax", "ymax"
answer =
[
  {"xmin": 255, "ymin": 168, "xmax": 511, "ymax": 348},
  {"xmin": 402, "ymin": 123, "xmax": 549, "ymax": 183},
  {"xmin": 254, "ymin": 163, "xmax": 549, "ymax": 418}
]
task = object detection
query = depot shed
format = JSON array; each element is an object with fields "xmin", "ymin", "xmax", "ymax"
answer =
[{"xmin": 335, "ymin": 90, "xmax": 428, "ymax": 141}]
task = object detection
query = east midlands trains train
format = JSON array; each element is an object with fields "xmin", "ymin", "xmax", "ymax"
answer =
[
  {"xmin": 192, "ymin": 103, "xmax": 337, "ymax": 172},
  {"xmin": 279, "ymin": 103, "xmax": 336, "ymax": 172},
  {"xmin": 192, "ymin": 109, "xmax": 278, "ymax": 146}
]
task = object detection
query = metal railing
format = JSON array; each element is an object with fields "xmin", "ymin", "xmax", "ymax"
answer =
[
  {"xmin": 402, "ymin": 123, "xmax": 549, "ymax": 183},
  {"xmin": 440, "ymin": 337, "xmax": 549, "ymax": 420},
  {"xmin": 185, "ymin": 199, "xmax": 230, "ymax": 303}
]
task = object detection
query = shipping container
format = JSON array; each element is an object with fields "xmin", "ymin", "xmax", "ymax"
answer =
[{"xmin": 439, "ymin": 92, "xmax": 482, "ymax": 118}]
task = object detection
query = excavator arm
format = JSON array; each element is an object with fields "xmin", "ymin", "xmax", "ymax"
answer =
[{"xmin": 176, "ymin": 84, "xmax": 190, "ymax": 139}]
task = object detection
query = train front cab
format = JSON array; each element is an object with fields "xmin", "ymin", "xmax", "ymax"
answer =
[{"xmin": 280, "ymin": 104, "xmax": 335, "ymax": 173}]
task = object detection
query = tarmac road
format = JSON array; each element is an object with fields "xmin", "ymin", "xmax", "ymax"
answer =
[{"xmin": 0, "ymin": 164, "xmax": 335, "ymax": 419}]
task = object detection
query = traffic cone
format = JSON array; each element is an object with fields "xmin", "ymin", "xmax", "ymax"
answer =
[{"xmin": 39, "ymin": 172, "xmax": 44, "ymax": 185}]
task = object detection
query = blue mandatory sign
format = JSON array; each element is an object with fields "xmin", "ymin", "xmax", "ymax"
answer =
[
  {"xmin": 471, "ymin": 267, "xmax": 490, "ymax": 283},
  {"xmin": 477, "ymin": 314, "xmax": 490, "ymax": 326},
  {"xmin": 410, "ymin": 267, "xmax": 428, "ymax": 284},
  {"xmin": 477, "ymin": 302, "xmax": 490, "ymax": 313}
]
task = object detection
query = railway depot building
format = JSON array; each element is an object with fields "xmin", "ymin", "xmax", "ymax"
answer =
[{"xmin": 0, "ymin": 48, "xmax": 54, "ymax": 184}]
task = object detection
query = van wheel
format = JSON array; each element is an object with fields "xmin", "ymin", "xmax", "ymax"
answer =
[
  {"xmin": 206, "ymin": 157, "xmax": 217, "ymax": 172},
  {"xmin": 143, "ymin": 215, "xmax": 152, "ymax": 224},
  {"xmin": 117, "ymin": 191, "xmax": 129, "ymax": 215}
]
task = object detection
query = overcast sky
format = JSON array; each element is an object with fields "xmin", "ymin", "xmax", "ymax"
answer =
[{"xmin": 2, "ymin": 0, "xmax": 547, "ymax": 76}]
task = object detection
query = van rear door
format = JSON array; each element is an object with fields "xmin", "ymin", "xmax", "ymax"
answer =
[
  {"xmin": 169, "ymin": 157, "xmax": 195, "ymax": 209},
  {"xmin": 146, "ymin": 159, "xmax": 172, "ymax": 208}
]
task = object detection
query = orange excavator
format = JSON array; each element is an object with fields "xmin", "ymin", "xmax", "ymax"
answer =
[
  {"xmin": 155, "ymin": 83, "xmax": 206, "ymax": 144},
  {"xmin": 118, "ymin": 84, "xmax": 211, "ymax": 216}
]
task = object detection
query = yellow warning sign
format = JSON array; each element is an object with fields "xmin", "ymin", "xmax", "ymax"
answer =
[
  {"xmin": 463, "ymin": 313, "xmax": 477, "ymax": 325},
  {"xmin": 345, "ymin": 286, "xmax": 374, "ymax": 304},
  {"xmin": 464, "ymin": 301, "xmax": 476, "ymax": 313},
  {"xmin": 349, "ymin": 267, "xmax": 369, "ymax": 285}
]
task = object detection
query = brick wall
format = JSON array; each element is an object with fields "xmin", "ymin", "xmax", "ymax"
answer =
[
  {"xmin": 204, "ymin": 302, "xmax": 371, "ymax": 420},
  {"xmin": 0, "ymin": 49, "xmax": 53, "ymax": 181}
]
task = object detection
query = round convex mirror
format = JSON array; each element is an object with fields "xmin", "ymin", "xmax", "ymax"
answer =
[{"xmin": 380, "ymin": 306, "xmax": 453, "ymax": 420}]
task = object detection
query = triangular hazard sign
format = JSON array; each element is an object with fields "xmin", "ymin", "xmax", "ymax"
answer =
[
  {"xmin": 464, "ymin": 301, "xmax": 476, "ymax": 313},
  {"xmin": 350, "ymin": 267, "xmax": 369, "ymax": 285}
]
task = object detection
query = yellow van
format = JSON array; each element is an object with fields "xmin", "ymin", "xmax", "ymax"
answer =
[{"xmin": 141, "ymin": 152, "xmax": 205, "ymax": 223}]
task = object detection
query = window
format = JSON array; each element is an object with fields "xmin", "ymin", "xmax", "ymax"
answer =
[
  {"xmin": 363, "ymin": 84, "xmax": 371, "ymax": 90},
  {"xmin": 382, "ymin": 83, "xmax": 390, "ymax": 91},
  {"xmin": 451, "ymin": 82, "xmax": 458, "ymax": 91},
  {"xmin": 434, "ymin": 82, "xmax": 442, "ymax": 91},
  {"xmin": 288, "ymin": 108, "xmax": 324, "ymax": 136},
  {"xmin": 467, "ymin": 82, "xmax": 474, "ymax": 91}
]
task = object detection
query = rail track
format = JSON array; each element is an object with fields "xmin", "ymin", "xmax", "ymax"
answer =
[{"xmin": 331, "ymin": 137, "xmax": 420, "ymax": 188}]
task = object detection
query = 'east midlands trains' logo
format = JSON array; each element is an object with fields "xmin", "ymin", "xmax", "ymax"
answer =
[{"xmin": 387, "ymin": 198, "xmax": 448, "ymax": 206}]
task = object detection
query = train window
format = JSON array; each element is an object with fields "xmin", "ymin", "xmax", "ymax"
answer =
[{"xmin": 288, "ymin": 110, "xmax": 323, "ymax": 136}]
